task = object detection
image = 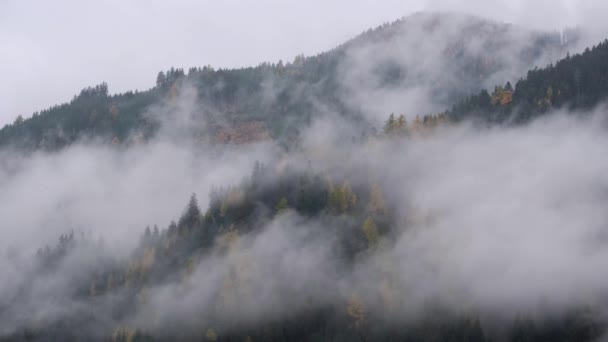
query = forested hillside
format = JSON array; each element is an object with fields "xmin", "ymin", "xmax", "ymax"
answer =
[
  {"xmin": 3, "ymin": 161, "xmax": 604, "ymax": 341},
  {"xmin": 0, "ymin": 12, "xmax": 577, "ymax": 151},
  {"xmin": 440, "ymin": 39, "xmax": 608, "ymax": 123},
  {"xmin": 5, "ymin": 10, "xmax": 608, "ymax": 342}
]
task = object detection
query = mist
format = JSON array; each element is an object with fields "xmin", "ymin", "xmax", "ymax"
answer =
[
  {"xmin": 3, "ymin": 100, "xmax": 608, "ymax": 337},
  {"xmin": 3, "ymin": 2, "xmax": 608, "ymax": 340},
  {"xmin": 3, "ymin": 0, "xmax": 608, "ymax": 126}
]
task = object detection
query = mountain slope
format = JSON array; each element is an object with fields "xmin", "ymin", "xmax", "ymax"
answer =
[
  {"xmin": 4, "ymin": 161, "xmax": 604, "ymax": 341},
  {"xmin": 0, "ymin": 12, "xmax": 578, "ymax": 151},
  {"xmin": 443, "ymin": 38, "xmax": 608, "ymax": 123}
]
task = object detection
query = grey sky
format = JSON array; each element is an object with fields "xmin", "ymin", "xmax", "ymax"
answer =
[{"xmin": 1, "ymin": 0, "xmax": 607, "ymax": 126}]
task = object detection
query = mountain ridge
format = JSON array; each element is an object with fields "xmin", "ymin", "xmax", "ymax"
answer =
[{"xmin": 0, "ymin": 12, "xmax": 580, "ymax": 151}]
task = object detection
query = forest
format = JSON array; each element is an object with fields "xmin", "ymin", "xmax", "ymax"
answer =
[
  {"xmin": 0, "ymin": 13, "xmax": 577, "ymax": 151},
  {"xmin": 444, "ymin": 39, "xmax": 608, "ymax": 123},
  {"xmin": 5, "ymin": 161, "xmax": 604, "ymax": 341},
  {"xmin": 3, "ymin": 10, "xmax": 608, "ymax": 342}
]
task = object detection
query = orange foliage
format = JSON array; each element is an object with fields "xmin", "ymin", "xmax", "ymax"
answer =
[{"xmin": 214, "ymin": 121, "xmax": 272, "ymax": 144}]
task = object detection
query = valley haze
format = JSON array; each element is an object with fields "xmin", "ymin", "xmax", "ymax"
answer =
[{"xmin": 2, "ymin": 2, "xmax": 608, "ymax": 341}]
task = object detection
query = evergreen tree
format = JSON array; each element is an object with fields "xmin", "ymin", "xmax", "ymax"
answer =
[
  {"xmin": 156, "ymin": 71, "xmax": 166, "ymax": 87},
  {"xmin": 362, "ymin": 216, "xmax": 379, "ymax": 248},
  {"xmin": 383, "ymin": 113, "xmax": 396, "ymax": 135},
  {"xmin": 276, "ymin": 196, "xmax": 289, "ymax": 215},
  {"xmin": 178, "ymin": 193, "xmax": 201, "ymax": 230}
]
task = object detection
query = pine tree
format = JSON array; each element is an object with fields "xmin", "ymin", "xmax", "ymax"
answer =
[
  {"xmin": 328, "ymin": 182, "xmax": 357, "ymax": 213},
  {"xmin": 362, "ymin": 216, "xmax": 379, "ymax": 248},
  {"xmin": 276, "ymin": 196, "xmax": 289, "ymax": 215},
  {"xmin": 179, "ymin": 193, "xmax": 201, "ymax": 230},
  {"xmin": 396, "ymin": 115, "xmax": 407, "ymax": 136},
  {"xmin": 383, "ymin": 113, "xmax": 396, "ymax": 135},
  {"xmin": 156, "ymin": 71, "xmax": 166, "ymax": 87}
]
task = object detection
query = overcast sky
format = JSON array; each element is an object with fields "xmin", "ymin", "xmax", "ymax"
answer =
[{"xmin": 1, "ymin": 0, "xmax": 607, "ymax": 126}]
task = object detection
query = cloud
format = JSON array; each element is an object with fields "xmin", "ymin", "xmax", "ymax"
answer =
[
  {"xmin": 335, "ymin": 12, "xmax": 574, "ymax": 124},
  {"xmin": 5, "ymin": 107, "xmax": 608, "ymax": 337},
  {"xmin": 361, "ymin": 110, "xmax": 608, "ymax": 316},
  {"xmin": 290, "ymin": 106, "xmax": 608, "ymax": 323},
  {"xmin": 3, "ymin": 3, "xmax": 608, "ymax": 338},
  {"xmin": 0, "ymin": 141, "xmax": 275, "ymax": 255},
  {"xmin": 2, "ymin": 0, "xmax": 608, "ymax": 125}
]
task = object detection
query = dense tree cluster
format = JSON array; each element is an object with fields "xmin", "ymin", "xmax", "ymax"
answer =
[
  {"xmin": 2, "ymin": 160, "xmax": 604, "ymax": 341},
  {"xmin": 4, "ymin": 13, "xmax": 608, "ymax": 342},
  {"xmin": 444, "ymin": 39, "xmax": 608, "ymax": 123},
  {"xmin": 0, "ymin": 14, "xmax": 573, "ymax": 152},
  {"xmin": 382, "ymin": 112, "xmax": 449, "ymax": 137},
  {"xmin": 0, "ymin": 82, "xmax": 158, "ymax": 150}
]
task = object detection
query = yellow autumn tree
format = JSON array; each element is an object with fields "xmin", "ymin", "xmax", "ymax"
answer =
[
  {"xmin": 275, "ymin": 196, "xmax": 289, "ymax": 215},
  {"xmin": 206, "ymin": 328, "xmax": 218, "ymax": 341},
  {"xmin": 383, "ymin": 114, "xmax": 408, "ymax": 137},
  {"xmin": 367, "ymin": 183, "xmax": 386, "ymax": 215},
  {"xmin": 346, "ymin": 293, "xmax": 365, "ymax": 328},
  {"xmin": 491, "ymin": 85, "xmax": 514, "ymax": 106},
  {"xmin": 362, "ymin": 216, "xmax": 379, "ymax": 248},
  {"xmin": 328, "ymin": 181, "xmax": 357, "ymax": 213}
]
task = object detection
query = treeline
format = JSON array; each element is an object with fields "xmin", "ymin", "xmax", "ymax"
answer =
[
  {"xmin": 0, "ymin": 82, "xmax": 159, "ymax": 151},
  {"xmin": 4, "ymin": 161, "xmax": 604, "ymax": 341},
  {"xmin": 0, "ymin": 53, "xmax": 340, "ymax": 151},
  {"xmin": 382, "ymin": 112, "xmax": 449, "ymax": 137},
  {"xmin": 381, "ymin": 38, "xmax": 608, "ymax": 130},
  {"xmin": 0, "ymin": 14, "xmax": 573, "ymax": 152},
  {"xmin": 446, "ymin": 39, "xmax": 608, "ymax": 123},
  {"xmin": 0, "ymin": 47, "xmax": 357, "ymax": 151}
]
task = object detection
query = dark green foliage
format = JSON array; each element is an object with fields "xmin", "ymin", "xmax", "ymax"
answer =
[
  {"xmin": 0, "ymin": 83, "xmax": 159, "ymax": 151},
  {"xmin": 3, "ymin": 15, "xmax": 607, "ymax": 342},
  {"xmin": 0, "ymin": 15, "xmax": 574, "ymax": 152},
  {"xmin": 447, "ymin": 39, "xmax": 608, "ymax": 123},
  {"xmin": 178, "ymin": 193, "xmax": 201, "ymax": 230},
  {"xmin": 6, "ymin": 160, "xmax": 607, "ymax": 341}
]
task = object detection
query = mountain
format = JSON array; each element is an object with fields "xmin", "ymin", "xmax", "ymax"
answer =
[
  {"xmin": 441, "ymin": 38, "xmax": 608, "ymax": 123},
  {"xmin": 0, "ymin": 12, "xmax": 578, "ymax": 151},
  {"xmin": 5, "ymin": 12, "xmax": 608, "ymax": 342},
  {"xmin": 4, "ymin": 162, "xmax": 604, "ymax": 341}
]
